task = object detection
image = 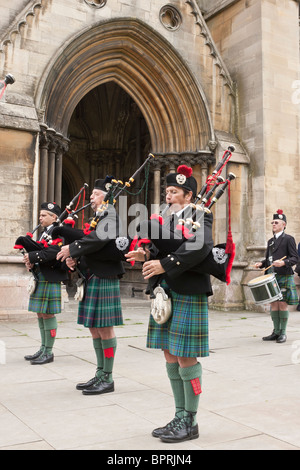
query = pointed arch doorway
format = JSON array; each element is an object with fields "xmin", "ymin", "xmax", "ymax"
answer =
[{"xmin": 36, "ymin": 18, "xmax": 215, "ymax": 220}]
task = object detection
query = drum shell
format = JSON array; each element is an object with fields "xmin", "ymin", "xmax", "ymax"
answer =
[{"xmin": 247, "ymin": 273, "xmax": 283, "ymax": 305}]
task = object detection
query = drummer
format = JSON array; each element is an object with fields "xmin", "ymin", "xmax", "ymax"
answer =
[{"xmin": 254, "ymin": 209, "xmax": 299, "ymax": 343}]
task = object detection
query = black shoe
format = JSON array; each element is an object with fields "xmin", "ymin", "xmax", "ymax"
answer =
[
  {"xmin": 76, "ymin": 376, "xmax": 99, "ymax": 390},
  {"xmin": 30, "ymin": 353, "xmax": 54, "ymax": 365},
  {"xmin": 276, "ymin": 334, "xmax": 287, "ymax": 343},
  {"xmin": 296, "ymin": 304, "xmax": 300, "ymax": 312},
  {"xmin": 160, "ymin": 414, "xmax": 199, "ymax": 443},
  {"xmin": 262, "ymin": 331, "xmax": 279, "ymax": 341},
  {"xmin": 24, "ymin": 349, "xmax": 44, "ymax": 361},
  {"xmin": 152, "ymin": 416, "xmax": 181, "ymax": 438},
  {"xmin": 82, "ymin": 376, "xmax": 114, "ymax": 395}
]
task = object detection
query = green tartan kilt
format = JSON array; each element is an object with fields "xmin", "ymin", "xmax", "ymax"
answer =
[
  {"xmin": 28, "ymin": 272, "xmax": 61, "ymax": 315},
  {"xmin": 147, "ymin": 284, "xmax": 209, "ymax": 358},
  {"xmin": 77, "ymin": 275, "xmax": 123, "ymax": 328},
  {"xmin": 276, "ymin": 274, "xmax": 298, "ymax": 305}
]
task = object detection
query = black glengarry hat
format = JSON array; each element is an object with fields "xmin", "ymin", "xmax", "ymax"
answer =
[
  {"xmin": 166, "ymin": 165, "xmax": 197, "ymax": 197},
  {"xmin": 41, "ymin": 202, "xmax": 61, "ymax": 217}
]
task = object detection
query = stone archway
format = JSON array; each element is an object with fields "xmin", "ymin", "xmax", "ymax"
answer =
[
  {"xmin": 36, "ymin": 18, "xmax": 215, "ymax": 210},
  {"xmin": 37, "ymin": 18, "xmax": 214, "ymax": 150}
]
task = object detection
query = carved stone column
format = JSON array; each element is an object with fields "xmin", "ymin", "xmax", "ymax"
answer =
[
  {"xmin": 47, "ymin": 129, "xmax": 57, "ymax": 201},
  {"xmin": 39, "ymin": 125, "xmax": 69, "ymax": 207},
  {"xmin": 55, "ymin": 135, "xmax": 69, "ymax": 206},
  {"xmin": 153, "ymin": 160, "xmax": 162, "ymax": 207},
  {"xmin": 39, "ymin": 125, "xmax": 49, "ymax": 206}
]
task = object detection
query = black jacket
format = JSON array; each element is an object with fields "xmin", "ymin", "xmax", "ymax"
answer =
[
  {"xmin": 261, "ymin": 232, "xmax": 299, "ymax": 275},
  {"xmin": 149, "ymin": 212, "xmax": 214, "ymax": 296},
  {"xmin": 69, "ymin": 206, "xmax": 125, "ymax": 278},
  {"xmin": 28, "ymin": 244, "xmax": 68, "ymax": 282}
]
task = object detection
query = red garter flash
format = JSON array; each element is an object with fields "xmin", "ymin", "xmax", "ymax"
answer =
[
  {"xmin": 50, "ymin": 329, "xmax": 56, "ymax": 338},
  {"xmin": 190, "ymin": 378, "xmax": 202, "ymax": 395},
  {"xmin": 104, "ymin": 347, "xmax": 114, "ymax": 359}
]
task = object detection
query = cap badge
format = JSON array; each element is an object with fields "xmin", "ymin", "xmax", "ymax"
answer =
[{"xmin": 176, "ymin": 174, "xmax": 186, "ymax": 185}]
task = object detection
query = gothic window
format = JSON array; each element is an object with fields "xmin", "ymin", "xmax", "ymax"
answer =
[{"xmin": 159, "ymin": 5, "xmax": 182, "ymax": 31}]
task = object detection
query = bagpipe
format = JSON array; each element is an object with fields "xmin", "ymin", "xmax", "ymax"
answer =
[
  {"xmin": 14, "ymin": 183, "xmax": 89, "ymax": 254},
  {"xmin": 44, "ymin": 153, "xmax": 155, "ymax": 261},
  {"xmin": 13, "ymin": 184, "xmax": 90, "ymax": 294},
  {"xmin": 136, "ymin": 146, "xmax": 237, "ymax": 284}
]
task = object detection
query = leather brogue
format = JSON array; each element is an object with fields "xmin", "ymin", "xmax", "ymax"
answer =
[
  {"xmin": 82, "ymin": 378, "xmax": 114, "ymax": 395},
  {"xmin": 24, "ymin": 349, "xmax": 43, "ymax": 361},
  {"xmin": 152, "ymin": 417, "xmax": 181, "ymax": 438},
  {"xmin": 160, "ymin": 420, "xmax": 199, "ymax": 443},
  {"xmin": 76, "ymin": 376, "xmax": 99, "ymax": 390},
  {"xmin": 30, "ymin": 353, "xmax": 54, "ymax": 365},
  {"xmin": 262, "ymin": 331, "xmax": 279, "ymax": 341},
  {"xmin": 276, "ymin": 334, "xmax": 287, "ymax": 343}
]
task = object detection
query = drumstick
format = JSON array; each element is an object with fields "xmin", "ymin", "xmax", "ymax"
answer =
[{"xmin": 261, "ymin": 256, "xmax": 287, "ymax": 272}]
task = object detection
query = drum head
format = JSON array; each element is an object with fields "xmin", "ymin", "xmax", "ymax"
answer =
[{"xmin": 248, "ymin": 273, "xmax": 274, "ymax": 286}]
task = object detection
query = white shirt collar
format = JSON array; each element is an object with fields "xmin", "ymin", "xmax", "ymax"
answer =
[
  {"xmin": 275, "ymin": 230, "xmax": 284, "ymax": 239},
  {"xmin": 171, "ymin": 205, "xmax": 189, "ymax": 218}
]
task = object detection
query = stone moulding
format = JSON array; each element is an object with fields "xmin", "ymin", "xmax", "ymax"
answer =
[
  {"xmin": 185, "ymin": 0, "xmax": 235, "ymax": 96},
  {"xmin": 0, "ymin": 1, "xmax": 43, "ymax": 53},
  {"xmin": 84, "ymin": 0, "xmax": 107, "ymax": 8}
]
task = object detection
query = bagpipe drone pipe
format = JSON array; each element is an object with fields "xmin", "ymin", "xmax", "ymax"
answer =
[
  {"xmin": 17, "ymin": 153, "xmax": 156, "ymax": 265},
  {"xmin": 136, "ymin": 146, "xmax": 237, "ymax": 285},
  {"xmin": 13, "ymin": 183, "xmax": 89, "ymax": 270}
]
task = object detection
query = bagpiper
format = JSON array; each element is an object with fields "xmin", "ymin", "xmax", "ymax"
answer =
[
  {"xmin": 57, "ymin": 178, "xmax": 124, "ymax": 395},
  {"xmin": 21, "ymin": 202, "xmax": 68, "ymax": 364},
  {"xmin": 126, "ymin": 165, "xmax": 214, "ymax": 443}
]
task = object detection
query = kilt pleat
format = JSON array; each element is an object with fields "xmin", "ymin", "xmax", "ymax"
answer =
[
  {"xmin": 77, "ymin": 276, "xmax": 123, "ymax": 328},
  {"xmin": 147, "ymin": 283, "xmax": 209, "ymax": 358},
  {"xmin": 28, "ymin": 272, "xmax": 61, "ymax": 314},
  {"xmin": 276, "ymin": 274, "xmax": 298, "ymax": 305}
]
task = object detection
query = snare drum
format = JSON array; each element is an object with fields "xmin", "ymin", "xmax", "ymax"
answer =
[{"xmin": 248, "ymin": 273, "xmax": 283, "ymax": 305}]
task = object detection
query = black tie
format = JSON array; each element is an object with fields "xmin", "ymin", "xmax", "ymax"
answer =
[{"xmin": 170, "ymin": 214, "xmax": 176, "ymax": 231}]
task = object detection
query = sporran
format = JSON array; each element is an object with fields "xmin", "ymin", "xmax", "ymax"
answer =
[{"xmin": 151, "ymin": 285, "xmax": 172, "ymax": 324}]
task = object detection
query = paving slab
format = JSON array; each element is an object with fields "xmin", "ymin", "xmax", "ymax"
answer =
[{"xmin": 0, "ymin": 298, "xmax": 300, "ymax": 453}]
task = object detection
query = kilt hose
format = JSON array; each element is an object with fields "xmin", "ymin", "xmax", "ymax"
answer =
[
  {"xmin": 77, "ymin": 275, "xmax": 123, "ymax": 328},
  {"xmin": 276, "ymin": 274, "xmax": 298, "ymax": 305},
  {"xmin": 28, "ymin": 272, "xmax": 62, "ymax": 315},
  {"xmin": 147, "ymin": 283, "xmax": 209, "ymax": 358}
]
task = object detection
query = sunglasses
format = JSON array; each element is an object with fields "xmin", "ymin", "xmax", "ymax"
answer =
[{"xmin": 271, "ymin": 221, "xmax": 280, "ymax": 224}]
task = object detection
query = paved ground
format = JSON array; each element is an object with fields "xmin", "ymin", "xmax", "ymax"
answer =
[{"xmin": 0, "ymin": 298, "xmax": 300, "ymax": 451}]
